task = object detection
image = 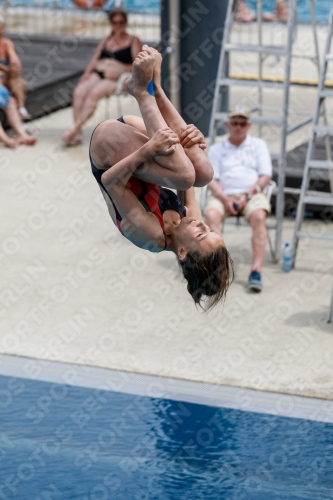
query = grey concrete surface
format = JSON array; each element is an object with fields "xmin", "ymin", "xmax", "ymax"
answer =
[
  {"xmin": 1, "ymin": 353, "xmax": 333, "ymax": 423},
  {"xmin": 0, "ymin": 93, "xmax": 333, "ymax": 401}
]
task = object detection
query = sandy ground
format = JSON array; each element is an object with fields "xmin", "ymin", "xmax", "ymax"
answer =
[{"xmin": 0, "ymin": 92, "xmax": 333, "ymax": 401}]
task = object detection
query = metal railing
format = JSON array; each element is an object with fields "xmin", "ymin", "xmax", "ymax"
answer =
[{"xmin": 1, "ymin": 0, "xmax": 160, "ymax": 41}]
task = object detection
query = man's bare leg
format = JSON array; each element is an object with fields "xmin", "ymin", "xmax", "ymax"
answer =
[
  {"xmin": 205, "ymin": 208, "xmax": 223, "ymax": 236},
  {"xmin": 248, "ymin": 209, "xmax": 267, "ymax": 272}
]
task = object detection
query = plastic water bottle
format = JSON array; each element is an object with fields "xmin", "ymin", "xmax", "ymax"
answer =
[{"xmin": 282, "ymin": 243, "xmax": 293, "ymax": 273}]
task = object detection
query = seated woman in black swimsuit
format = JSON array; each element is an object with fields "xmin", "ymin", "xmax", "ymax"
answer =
[
  {"xmin": 90, "ymin": 47, "xmax": 234, "ymax": 311},
  {"xmin": 62, "ymin": 9, "xmax": 142, "ymax": 146}
]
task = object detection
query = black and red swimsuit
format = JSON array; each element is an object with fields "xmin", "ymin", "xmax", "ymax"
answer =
[{"xmin": 90, "ymin": 119, "xmax": 186, "ymax": 252}]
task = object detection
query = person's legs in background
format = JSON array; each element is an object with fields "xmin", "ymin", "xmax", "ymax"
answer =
[
  {"xmin": 204, "ymin": 192, "xmax": 225, "ymax": 236},
  {"xmin": 248, "ymin": 209, "xmax": 267, "ymax": 272},
  {"xmin": 62, "ymin": 73, "xmax": 99, "ymax": 145},
  {"xmin": 6, "ymin": 75, "xmax": 31, "ymax": 120},
  {"xmin": 0, "ymin": 120, "xmax": 17, "ymax": 148},
  {"xmin": 3, "ymin": 95, "xmax": 37, "ymax": 145},
  {"xmin": 0, "ymin": 84, "xmax": 18, "ymax": 147},
  {"xmin": 62, "ymin": 74, "xmax": 116, "ymax": 145},
  {"xmin": 205, "ymin": 191, "xmax": 269, "ymax": 293},
  {"xmin": 247, "ymin": 208, "xmax": 268, "ymax": 292},
  {"xmin": 235, "ymin": 0, "xmax": 255, "ymax": 23},
  {"xmin": 205, "ymin": 207, "xmax": 223, "ymax": 236}
]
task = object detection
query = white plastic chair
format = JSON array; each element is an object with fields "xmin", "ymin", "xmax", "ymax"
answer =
[
  {"xmin": 105, "ymin": 72, "xmax": 132, "ymax": 120},
  {"xmin": 200, "ymin": 180, "xmax": 277, "ymax": 260}
]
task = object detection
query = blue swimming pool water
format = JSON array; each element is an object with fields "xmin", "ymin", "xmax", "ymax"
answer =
[
  {"xmin": 5, "ymin": 0, "xmax": 333, "ymax": 21},
  {"xmin": 7, "ymin": 0, "xmax": 161, "ymax": 13},
  {"xmin": 0, "ymin": 374, "xmax": 333, "ymax": 499}
]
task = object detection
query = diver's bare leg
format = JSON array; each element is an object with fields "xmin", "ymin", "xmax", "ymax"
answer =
[
  {"xmin": 90, "ymin": 119, "xmax": 193, "ymax": 191},
  {"xmin": 125, "ymin": 49, "xmax": 194, "ymax": 179},
  {"xmin": 150, "ymin": 46, "xmax": 187, "ymax": 136},
  {"xmin": 125, "ymin": 45, "xmax": 214, "ymax": 187},
  {"xmin": 125, "ymin": 50, "xmax": 168, "ymax": 138},
  {"xmin": 141, "ymin": 46, "xmax": 213, "ymax": 187}
]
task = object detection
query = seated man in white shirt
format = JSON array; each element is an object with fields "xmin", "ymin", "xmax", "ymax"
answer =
[{"xmin": 205, "ymin": 106, "xmax": 272, "ymax": 292}]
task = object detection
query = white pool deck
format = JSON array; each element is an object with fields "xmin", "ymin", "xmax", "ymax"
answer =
[{"xmin": 1, "ymin": 80, "xmax": 333, "ymax": 402}]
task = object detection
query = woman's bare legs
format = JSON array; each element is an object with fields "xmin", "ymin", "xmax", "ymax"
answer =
[
  {"xmin": 71, "ymin": 79, "xmax": 117, "ymax": 137},
  {"xmin": 95, "ymin": 58, "xmax": 129, "ymax": 80},
  {"xmin": 0, "ymin": 122, "xmax": 17, "ymax": 148},
  {"xmin": 7, "ymin": 76, "xmax": 27, "ymax": 110},
  {"xmin": 63, "ymin": 73, "xmax": 117, "ymax": 145},
  {"xmin": 73, "ymin": 74, "xmax": 98, "ymax": 122},
  {"xmin": 62, "ymin": 73, "xmax": 99, "ymax": 144},
  {"xmin": 4, "ymin": 97, "xmax": 37, "ymax": 145}
]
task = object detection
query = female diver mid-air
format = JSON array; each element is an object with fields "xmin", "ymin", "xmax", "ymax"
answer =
[{"xmin": 89, "ymin": 46, "xmax": 234, "ymax": 310}]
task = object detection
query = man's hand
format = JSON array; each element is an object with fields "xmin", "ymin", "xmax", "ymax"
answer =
[
  {"xmin": 179, "ymin": 124, "xmax": 206, "ymax": 150},
  {"xmin": 235, "ymin": 194, "xmax": 248, "ymax": 212},
  {"xmin": 223, "ymin": 194, "xmax": 248, "ymax": 215},
  {"xmin": 148, "ymin": 128, "xmax": 179, "ymax": 156},
  {"xmin": 222, "ymin": 196, "xmax": 239, "ymax": 215}
]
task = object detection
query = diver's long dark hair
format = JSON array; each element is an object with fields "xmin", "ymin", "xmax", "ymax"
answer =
[{"xmin": 179, "ymin": 245, "xmax": 234, "ymax": 311}]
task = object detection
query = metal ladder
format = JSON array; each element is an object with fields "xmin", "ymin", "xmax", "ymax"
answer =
[
  {"xmin": 208, "ymin": 0, "xmax": 320, "ymax": 261},
  {"xmin": 292, "ymin": 2, "xmax": 333, "ymax": 268}
]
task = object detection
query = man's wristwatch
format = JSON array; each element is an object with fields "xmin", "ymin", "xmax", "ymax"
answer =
[{"xmin": 245, "ymin": 192, "xmax": 252, "ymax": 201}]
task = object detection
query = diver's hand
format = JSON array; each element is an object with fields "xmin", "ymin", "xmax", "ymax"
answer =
[
  {"xmin": 179, "ymin": 124, "xmax": 206, "ymax": 150},
  {"xmin": 147, "ymin": 128, "xmax": 179, "ymax": 156}
]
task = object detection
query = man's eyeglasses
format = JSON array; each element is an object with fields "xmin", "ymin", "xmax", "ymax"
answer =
[
  {"xmin": 230, "ymin": 121, "xmax": 248, "ymax": 127},
  {"xmin": 111, "ymin": 20, "xmax": 125, "ymax": 25}
]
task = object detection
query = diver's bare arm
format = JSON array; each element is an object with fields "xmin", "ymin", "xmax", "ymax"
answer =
[
  {"xmin": 154, "ymin": 83, "xmax": 213, "ymax": 186},
  {"xmin": 178, "ymin": 187, "xmax": 203, "ymax": 221},
  {"xmin": 102, "ymin": 128, "xmax": 179, "ymax": 188},
  {"xmin": 152, "ymin": 75, "xmax": 186, "ymax": 136},
  {"xmin": 102, "ymin": 142, "xmax": 153, "ymax": 188}
]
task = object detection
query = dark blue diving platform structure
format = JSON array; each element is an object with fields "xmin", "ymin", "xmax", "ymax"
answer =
[{"xmin": 8, "ymin": 33, "xmax": 97, "ymax": 119}]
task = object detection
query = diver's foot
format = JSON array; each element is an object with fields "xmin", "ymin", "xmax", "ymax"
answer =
[
  {"xmin": 125, "ymin": 49, "xmax": 154, "ymax": 97},
  {"xmin": 150, "ymin": 46, "xmax": 162, "ymax": 88}
]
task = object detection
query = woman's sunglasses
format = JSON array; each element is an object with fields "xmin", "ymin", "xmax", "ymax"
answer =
[{"xmin": 111, "ymin": 20, "xmax": 125, "ymax": 25}]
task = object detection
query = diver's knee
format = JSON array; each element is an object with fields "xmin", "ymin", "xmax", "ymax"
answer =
[
  {"xmin": 193, "ymin": 167, "xmax": 214, "ymax": 188},
  {"xmin": 180, "ymin": 167, "xmax": 196, "ymax": 190}
]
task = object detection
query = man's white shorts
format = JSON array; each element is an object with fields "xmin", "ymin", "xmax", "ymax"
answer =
[{"xmin": 205, "ymin": 191, "xmax": 271, "ymax": 221}]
